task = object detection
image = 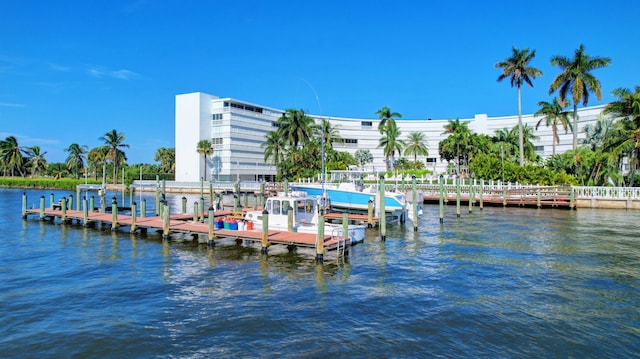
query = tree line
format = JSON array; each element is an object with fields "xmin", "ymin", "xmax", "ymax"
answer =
[{"xmin": 0, "ymin": 129, "xmax": 176, "ymax": 184}]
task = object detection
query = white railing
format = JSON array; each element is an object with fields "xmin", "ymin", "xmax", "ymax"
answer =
[{"xmin": 573, "ymin": 186, "xmax": 640, "ymax": 200}]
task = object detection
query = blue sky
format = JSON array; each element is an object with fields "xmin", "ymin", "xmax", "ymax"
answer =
[{"xmin": 1, "ymin": 0, "xmax": 638, "ymax": 164}]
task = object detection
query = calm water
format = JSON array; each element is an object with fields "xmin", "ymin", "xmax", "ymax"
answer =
[{"xmin": 1, "ymin": 188, "xmax": 639, "ymax": 358}]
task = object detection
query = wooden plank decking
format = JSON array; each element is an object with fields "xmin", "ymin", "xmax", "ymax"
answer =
[{"xmin": 23, "ymin": 208, "xmax": 349, "ymax": 251}]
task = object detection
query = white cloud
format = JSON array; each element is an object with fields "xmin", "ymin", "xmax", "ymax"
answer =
[
  {"xmin": 88, "ymin": 67, "xmax": 139, "ymax": 80},
  {"xmin": 0, "ymin": 102, "xmax": 25, "ymax": 107}
]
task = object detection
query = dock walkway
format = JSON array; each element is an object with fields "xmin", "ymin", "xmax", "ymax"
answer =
[{"xmin": 23, "ymin": 207, "xmax": 350, "ymax": 253}]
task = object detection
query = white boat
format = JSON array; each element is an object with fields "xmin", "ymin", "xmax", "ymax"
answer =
[
  {"xmin": 244, "ymin": 191, "xmax": 366, "ymax": 244},
  {"xmin": 291, "ymin": 182, "xmax": 418, "ymax": 223}
]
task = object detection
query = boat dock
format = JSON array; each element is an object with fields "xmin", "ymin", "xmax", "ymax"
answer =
[{"xmin": 20, "ymin": 193, "xmax": 355, "ymax": 260}]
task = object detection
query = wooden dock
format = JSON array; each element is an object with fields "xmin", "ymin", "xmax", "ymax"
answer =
[
  {"xmin": 22, "ymin": 206, "xmax": 352, "ymax": 255},
  {"xmin": 420, "ymin": 186, "xmax": 574, "ymax": 209}
]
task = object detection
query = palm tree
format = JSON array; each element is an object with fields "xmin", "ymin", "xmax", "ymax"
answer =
[
  {"xmin": 582, "ymin": 114, "xmax": 613, "ymax": 151},
  {"xmin": 378, "ymin": 120, "xmax": 404, "ymax": 171},
  {"xmin": 549, "ymin": 44, "xmax": 611, "ymax": 151},
  {"xmin": 25, "ymin": 146, "xmax": 48, "ymax": 177},
  {"xmin": 64, "ymin": 143, "xmax": 88, "ymax": 179},
  {"xmin": 262, "ymin": 131, "xmax": 286, "ymax": 168},
  {"xmin": 376, "ymin": 106, "xmax": 402, "ymax": 134},
  {"xmin": 534, "ymin": 97, "xmax": 573, "ymax": 155},
  {"xmin": 403, "ymin": 132, "xmax": 429, "ymax": 168},
  {"xmin": 441, "ymin": 119, "xmax": 473, "ymax": 174},
  {"xmin": 196, "ymin": 139, "xmax": 214, "ymax": 181},
  {"xmin": 99, "ymin": 129, "xmax": 129, "ymax": 184},
  {"xmin": 277, "ymin": 109, "xmax": 315, "ymax": 148},
  {"xmin": 521, "ymin": 124, "xmax": 540, "ymax": 162},
  {"xmin": 88, "ymin": 146, "xmax": 109, "ymax": 181},
  {"xmin": 0, "ymin": 136, "xmax": 26, "ymax": 177},
  {"xmin": 603, "ymin": 86, "xmax": 640, "ymax": 186},
  {"xmin": 354, "ymin": 149, "xmax": 374, "ymax": 169},
  {"xmin": 496, "ymin": 46, "xmax": 543, "ymax": 165},
  {"xmin": 154, "ymin": 147, "xmax": 175, "ymax": 174},
  {"xmin": 317, "ymin": 119, "xmax": 342, "ymax": 151}
]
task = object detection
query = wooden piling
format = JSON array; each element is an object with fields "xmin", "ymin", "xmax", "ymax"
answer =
[
  {"xmin": 50, "ymin": 193, "xmax": 55, "ymax": 209},
  {"xmin": 379, "ymin": 176, "xmax": 386, "ymax": 241},
  {"xmin": 83, "ymin": 197, "xmax": 88, "ymax": 226},
  {"xmin": 111, "ymin": 197, "xmax": 118, "ymax": 230},
  {"xmin": 39, "ymin": 195, "xmax": 45, "ymax": 220},
  {"xmin": 479, "ymin": 179, "xmax": 484, "ymax": 210},
  {"xmin": 131, "ymin": 202, "xmax": 137, "ymax": 232},
  {"xmin": 287, "ymin": 203, "xmax": 293, "ymax": 232},
  {"xmin": 468, "ymin": 183, "xmax": 474, "ymax": 213},
  {"xmin": 199, "ymin": 197, "xmax": 205, "ymax": 222},
  {"xmin": 367, "ymin": 199, "xmax": 374, "ymax": 228},
  {"xmin": 162, "ymin": 205, "xmax": 170, "ymax": 239},
  {"xmin": 456, "ymin": 176, "xmax": 461, "ymax": 217},
  {"xmin": 208, "ymin": 207, "xmax": 214, "ymax": 244},
  {"xmin": 155, "ymin": 189, "xmax": 160, "ymax": 216},
  {"xmin": 140, "ymin": 199, "xmax": 146, "ymax": 218},
  {"xmin": 412, "ymin": 176, "xmax": 418, "ymax": 231},
  {"xmin": 69, "ymin": 194, "xmax": 74, "ymax": 211},
  {"xmin": 261, "ymin": 209, "xmax": 269, "ymax": 254},
  {"xmin": 61, "ymin": 197, "xmax": 68, "ymax": 223},
  {"xmin": 21, "ymin": 192, "xmax": 27, "ymax": 219},
  {"xmin": 193, "ymin": 201, "xmax": 198, "ymax": 222},
  {"xmin": 316, "ymin": 212, "xmax": 325, "ymax": 262},
  {"xmin": 90, "ymin": 196, "xmax": 95, "ymax": 213},
  {"xmin": 342, "ymin": 212, "xmax": 349, "ymax": 242},
  {"xmin": 182, "ymin": 196, "xmax": 187, "ymax": 214},
  {"xmin": 439, "ymin": 175, "xmax": 444, "ymax": 223},
  {"xmin": 76, "ymin": 187, "xmax": 81, "ymax": 212}
]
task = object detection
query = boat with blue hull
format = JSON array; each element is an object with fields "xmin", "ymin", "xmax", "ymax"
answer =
[{"xmin": 291, "ymin": 182, "xmax": 415, "ymax": 223}]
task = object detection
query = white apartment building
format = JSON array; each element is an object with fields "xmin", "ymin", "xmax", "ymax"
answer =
[{"xmin": 175, "ymin": 92, "xmax": 607, "ymax": 182}]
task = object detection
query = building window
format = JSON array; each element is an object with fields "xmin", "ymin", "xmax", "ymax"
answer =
[
  {"xmin": 271, "ymin": 121, "xmax": 280, "ymax": 128},
  {"xmin": 212, "ymin": 113, "xmax": 223, "ymax": 121},
  {"xmin": 343, "ymin": 138, "xmax": 358, "ymax": 147},
  {"xmin": 426, "ymin": 157, "xmax": 437, "ymax": 163},
  {"xmin": 212, "ymin": 138, "xmax": 223, "ymax": 148},
  {"xmin": 361, "ymin": 121, "xmax": 372, "ymax": 128},
  {"xmin": 534, "ymin": 146, "xmax": 544, "ymax": 152}
]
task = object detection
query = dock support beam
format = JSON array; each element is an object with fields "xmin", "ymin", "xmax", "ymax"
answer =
[
  {"xmin": 39, "ymin": 195, "xmax": 45, "ymax": 220},
  {"xmin": 131, "ymin": 202, "xmax": 137, "ymax": 232},
  {"xmin": 316, "ymin": 212, "xmax": 325, "ymax": 262},
  {"xmin": 379, "ymin": 176, "xmax": 386, "ymax": 241},
  {"xmin": 208, "ymin": 207, "xmax": 215, "ymax": 245},
  {"xmin": 111, "ymin": 197, "xmax": 118, "ymax": 231},
  {"xmin": 439, "ymin": 175, "xmax": 444, "ymax": 223},
  {"xmin": 456, "ymin": 176, "xmax": 461, "ymax": 217},
  {"xmin": 83, "ymin": 197, "xmax": 89, "ymax": 226},
  {"xmin": 412, "ymin": 176, "xmax": 418, "ymax": 231},
  {"xmin": 162, "ymin": 205, "xmax": 170, "ymax": 239},
  {"xmin": 261, "ymin": 210, "xmax": 269, "ymax": 254},
  {"xmin": 21, "ymin": 192, "xmax": 27, "ymax": 219}
]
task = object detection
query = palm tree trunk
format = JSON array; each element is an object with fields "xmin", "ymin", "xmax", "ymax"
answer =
[
  {"xmin": 572, "ymin": 104, "xmax": 578, "ymax": 151},
  {"xmin": 203, "ymin": 155, "xmax": 208, "ymax": 181},
  {"xmin": 517, "ymin": 86, "xmax": 524, "ymax": 165}
]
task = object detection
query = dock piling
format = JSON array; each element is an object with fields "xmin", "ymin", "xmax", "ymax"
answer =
[
  {"xmin": 111, "ymin": 197, "xmax": 118, "ymax": 230},
  {"xmin": 208, "ymin": 207, "xmax": 214, "ymax": 245},
  {"xmin": 83, "ymin": 197, "xmax": 89, "ymax": 226},
  {"xmin": 261, "ymin": 209, "xmax": 269, "ymax": 254},
  {"xmin": 39, "ymin": 195, "xmax": 45, "ymax": 220},
  {"xmin": 412, "ymin": 176, "xmax": 418, "ymax": 231},
  {"xmin": 21, "ymin": 192, "xmax": 27, "ymax": 219},
  {"xmin": 379, "ymin": 176, "xmax": 386, "ymax": 241},
  {"xmin": 456, "ymin": 176, "xmax": 461, "ymax": 217},
  {"xmin": 316, "ymin": 212, "xmax": 325, "ymax": 262},
  {"xmin": 131, "ymin": 202, "xmax": 137, "ymax": 232},
  {"xmin": 439, "ymin": 175, "xmax": 445, "ymax": 223},
  {"xmin": 367, "ymin": 199, "xmax": 374, "ymax": 228}
]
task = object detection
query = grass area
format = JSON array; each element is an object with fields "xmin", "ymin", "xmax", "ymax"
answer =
[{"xmin": 0, "ymin": 177, "xmax": 103, "ymax": 190}]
